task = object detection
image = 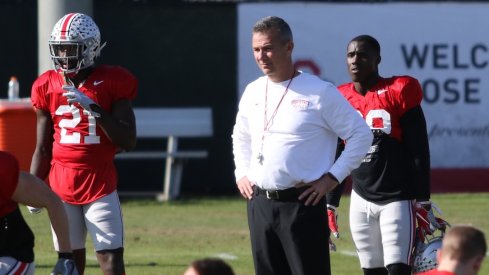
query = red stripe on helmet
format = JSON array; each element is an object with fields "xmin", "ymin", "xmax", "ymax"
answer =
[{"xmin": 60, "ymin": 13, "xmax": 77, "ymax": 40}]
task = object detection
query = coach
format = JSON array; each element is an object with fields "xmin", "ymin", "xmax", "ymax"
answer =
[{"xmin": 232, "ymin": 16, "xmax": 372, "ymax": 275}]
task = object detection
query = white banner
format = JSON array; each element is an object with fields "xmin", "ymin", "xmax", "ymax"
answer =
[{"xmin": 238, "ymin": 2, "xmax": 489, "ymax": 168}]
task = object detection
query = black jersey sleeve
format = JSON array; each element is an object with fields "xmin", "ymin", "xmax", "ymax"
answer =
[
  {"xmin": 400, "ymin": 105, "xmax": 431, "ymax": 201},
  {"xmin": 326, "ymin": 138, "xmax": 347, "ymax": 207},
  {"xmin": 326, "ymin": 180, "xmax": 345, "ymax": 207},
  {"xmin": 0, "ymin": 207, "xmax": 35, "ymax": 262}
]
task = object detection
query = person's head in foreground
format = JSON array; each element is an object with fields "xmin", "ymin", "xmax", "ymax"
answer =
[
  {"xmin": 183, "ymin": 258, "xmax": 234, "ymax": 275},
  {"xmin": 419, "ymin": 224, "xmax": 486, "ymax": 275}
]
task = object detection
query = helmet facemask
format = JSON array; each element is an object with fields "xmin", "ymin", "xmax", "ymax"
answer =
[
  {"xmin": 412, "ymin": 224, "xmax": 449, "ymax": 274},
  {"xmin": 49, "ymin": 42, "xmax": 83, "ymax": 73}
]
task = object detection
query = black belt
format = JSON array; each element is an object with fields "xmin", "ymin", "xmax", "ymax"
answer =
[{"xmin": 254, "ymin": 186, "xmax": 306, "ymax": 201}]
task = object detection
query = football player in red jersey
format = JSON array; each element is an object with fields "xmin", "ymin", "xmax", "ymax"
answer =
[
  {"xmin": 29, "ymin": 13, "xmax": 137, "ymax": 275},
  {"xmin": 0, "ymin": 151, "xmax": 78, "ymax": 275},
  {"xmin": 331, "ymin": 35, "xmax": 446, "ymax": 275}
]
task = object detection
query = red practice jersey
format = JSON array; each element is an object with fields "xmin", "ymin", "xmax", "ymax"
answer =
[
  {"xmin": 0, "ymin": 151, "xmax": 20, "ymax": 217},
  {"xmin": 31, "ymin": 65, "xmax": 137, "ymax": 204},
  {"xmin": 338, "ymin": 76, "xmax": 422, "ymax": 141}
]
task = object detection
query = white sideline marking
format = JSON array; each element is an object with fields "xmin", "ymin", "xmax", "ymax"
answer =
[
  {"xmin": 212, "ymin": 253, "xmax": 238, "ymax": 260},
  {"xmin": 338, "ymin": 250, "xmax": 357, "ymax": 257},
  {"xmin": 210, "ymin": 251, "xmax": 356, "ymax": 260}
]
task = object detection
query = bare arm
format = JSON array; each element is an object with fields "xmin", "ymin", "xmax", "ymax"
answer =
[
  {"xmin": 91, "ymin": 99, "xmax": 137, "ymax": 151},
  {"xmin": 30, "ymin": 108, "xmax": 53, "ymax": 179},
  {"xmin": 11, "ymin": 171, "xmax": 71, "ymax": 253}
]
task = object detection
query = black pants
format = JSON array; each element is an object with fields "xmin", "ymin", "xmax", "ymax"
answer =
[{"xmin": 247, "ymin": 190, "xmax": 330, "ymax": 275}]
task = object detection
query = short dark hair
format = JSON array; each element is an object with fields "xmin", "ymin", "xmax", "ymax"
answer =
[
  {"xmin": 191, "ymin": 258, "xmax": 235, "ymax": 275},
  {"xmin": 253, "ymin": 16, "xmax": 293, "ymax": 43},
  {"xmin": 350, "ymin": 35, "xmax": 381, "ymax": 55},
  {"xmin": 443, "ymin": 225, "xmax": 487, "ymax": 262}
]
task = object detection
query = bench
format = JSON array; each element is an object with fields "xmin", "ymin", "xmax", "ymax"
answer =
[{"xmin": 115, "ymin": 107, "xmax": 213, "ymax": 201}]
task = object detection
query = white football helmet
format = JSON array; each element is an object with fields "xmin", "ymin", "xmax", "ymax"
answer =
[
  {"xmin": 49, "ymin": 13, "xmax": 106, "ymax": 74},
  {"xmin": 412, "ymin": 236, "xmax": 443, "ymax": 274}
]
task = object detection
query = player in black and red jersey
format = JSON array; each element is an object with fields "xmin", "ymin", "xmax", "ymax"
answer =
[
  {"xmin": 329, "ymin": 35, "xmax": 446, "ymax": 275},
  {"xmin": 0, "ymin": 151, "xmax": 77, "ymax": 275}
]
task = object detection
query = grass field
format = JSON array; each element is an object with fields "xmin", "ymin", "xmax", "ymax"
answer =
[{"xmin": 24, "ymin": 193, "xmax": 489, "ymax": 275}]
